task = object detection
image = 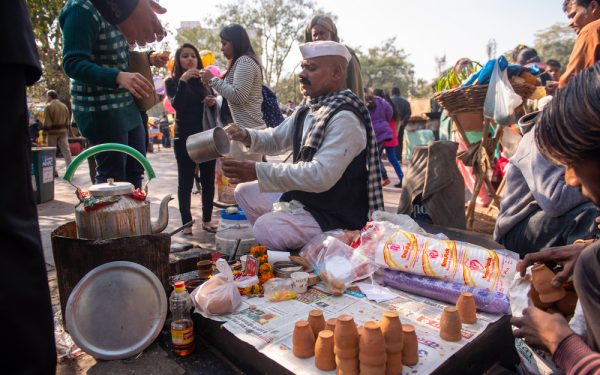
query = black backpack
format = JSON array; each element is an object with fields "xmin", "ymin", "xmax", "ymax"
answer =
[{"xmin": 261, "ymin": 85, "xmax": 285, "ymax": 128}]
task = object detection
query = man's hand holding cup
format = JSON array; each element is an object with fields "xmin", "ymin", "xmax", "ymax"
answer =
[{"xmin": 224, "ymin": 123, "xmax": 251, "ymax": 147}]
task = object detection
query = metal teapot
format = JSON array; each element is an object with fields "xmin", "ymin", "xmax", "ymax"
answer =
[{"xmin": 64, "ymin": 143, "xmax": 172, "ymax": 240}]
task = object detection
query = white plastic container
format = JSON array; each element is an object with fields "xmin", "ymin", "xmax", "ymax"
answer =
[{"xmin": 215, "ymin": 210, "xmax": 256, "ymax": 258}]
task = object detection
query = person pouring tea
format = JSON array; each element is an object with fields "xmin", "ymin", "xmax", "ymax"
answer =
[{"xmin": 219, "ymin": 41, "xmax": 384, "ymax": 251}]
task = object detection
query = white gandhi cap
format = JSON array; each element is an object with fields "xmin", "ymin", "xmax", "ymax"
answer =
[{"xmin": 299, "ymin": 41, "xmax": 351, "ymax": 62}]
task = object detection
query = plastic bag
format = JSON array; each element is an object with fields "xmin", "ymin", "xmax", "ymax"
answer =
[
  {"xmin": 384, "ymin": 269, "xmax": 510, "ymax": 314},
  {"xmin": 193, "ymin": 259, "xmax": 257, "ymax": 315},
  {"xmin": 300, "ymin": 229, "xmax": 358, "ymax": 270},
  {"xmin": 357, "ymin": 220, "xmax": 518, "ymax": 295},
  {"xmin": 314, "ymin": 236, "xmax": 378, "ymax": 295},
  {"xmin": 484, "ymin": 57, "xmax": 523, "ymax": 125}
]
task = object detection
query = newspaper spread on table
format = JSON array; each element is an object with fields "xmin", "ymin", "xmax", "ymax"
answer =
[{"xmin": 195, "ymin": 281, "xmax": 503, "ymax": 374}]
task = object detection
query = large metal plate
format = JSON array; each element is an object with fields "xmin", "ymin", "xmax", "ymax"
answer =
[{"xmin": 66, "ymin": 261, "xmax": 167, "ymax": 360}]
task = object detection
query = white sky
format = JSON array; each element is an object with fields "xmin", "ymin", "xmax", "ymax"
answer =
[{"xmin": 157, "ymin": 0, "xmax": 569, "ymax": 81}]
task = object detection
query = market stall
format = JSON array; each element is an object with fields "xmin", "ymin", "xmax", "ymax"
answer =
[
  {"xmin": 182, "ymin": 217, "xmax": 520, "ymax": 374},
  {"xmin": 433, "ymin": 57, "xmax": 538, "ymax": 229}
]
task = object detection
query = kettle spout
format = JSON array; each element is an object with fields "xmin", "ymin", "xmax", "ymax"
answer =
[{"xmin": 152, "ymin": 194, "xmax": 173, "ymax": 234}]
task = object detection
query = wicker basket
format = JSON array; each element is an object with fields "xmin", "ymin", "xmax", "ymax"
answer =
[{"xmin": 433, "ymin": 80, "xmax": 536, "ymax": 115}]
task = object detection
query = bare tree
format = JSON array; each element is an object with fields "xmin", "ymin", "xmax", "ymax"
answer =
[
  {"xmin": 434, "ymin": 54, "xmax": 447, "ymax": 76},
  {"xmin": 486, "ymin": 39, "xmax": 497, "ymax": 60}
]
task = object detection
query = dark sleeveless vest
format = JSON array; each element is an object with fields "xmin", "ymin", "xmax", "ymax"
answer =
[{"xmin": 280, "ymin": 104, "xmax": 369, "ymax": 231}]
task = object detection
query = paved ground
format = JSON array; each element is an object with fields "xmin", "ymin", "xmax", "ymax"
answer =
[{"xmin": 41, "ymin": 147, "xmax": 404, "ymax": 374}]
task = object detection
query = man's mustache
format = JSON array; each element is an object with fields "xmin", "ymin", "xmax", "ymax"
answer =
[{"xmin": 299, "ymin": 78, "xmax": 311, "ymax": 86}]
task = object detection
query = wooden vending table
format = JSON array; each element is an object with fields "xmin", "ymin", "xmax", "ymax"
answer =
[
  {"xmin": 192, "ymin": 224, "xmax": 519, "ymax": 374},
  {"xmin": 194, "ymin": 314, "xmax": 516, "ymax": 375}
]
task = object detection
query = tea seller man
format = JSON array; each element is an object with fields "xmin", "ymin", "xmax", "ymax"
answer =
[
  {"xmin": 512, "ymin": 65, "xmax": 600, "ymax": 374},
  {"xmin": 221, "ymin": 41, "xmax": 384, "ymax": 251}
]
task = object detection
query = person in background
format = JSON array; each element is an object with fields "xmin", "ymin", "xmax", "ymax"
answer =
[
  {"xmin": 545, "ymin": 59, "xmax": 562, "ymax": 95},
  {"xmin": 1, "ymin": 3, "xmax": 57, "ymax": 373},
  {"xmin": 201, "ymin": 24, "xmax": 266, "ymax": 161},
  {"xmin": 60, "ymin": 0, "xmax": 156, "ymax": 189},
  {"xmin": 493, "ymin": 111, "xmax": 598, "ymax": 256},
  {"xmin": 30, "ymin": 116, "xmax": 43, "ymax": 145},
  {"xmin": 516, "ymin": 47, "xmax": 542, "ymax": 66},
  {"xmin": 560, "ymin": 0, "xmax": 600, "ymax": 87},
  {"xmin": 43, "ymin": 89, "xmax": 73, "ymax": 176},
  {"xmin": 366, "ymin": 91, "xmax": 394, "ymax": 186},
  {"xmin": 512, "ymin": 64, "xmax": 600, "ymax": 374},
  {"xmin": 166, "ymin": 43, "xmax": 219, "ymax": 235},
  {"xmin": 390, "ymin": 86, "xmax": 411, "ymax": 161},
  {"xmin": 304, "ymin": 15, "xmax": 365, "ymax": 102},
  {"xmin": 159, "ymin": 111, "xmax": 171, "ymax": 148},
  {"xmin": 287, "ymin": 99, "xmax": 296, "ymax": 111},
  {"xmin": 511, "ymin": 44, "xmax": 529, "ymax": 63},
  {"xmin": 546, "ymin": 59, "xmax": 562, "ymax": 81},
  {"xmin": 375, "ymin": 88, "xmax": 404, "ymax": 188}
]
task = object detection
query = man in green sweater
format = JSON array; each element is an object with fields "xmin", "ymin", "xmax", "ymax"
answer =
[
  {"xmin": 59, "ymin": 0, "xmax": 156, "ymax": 188},
  {"xmin": 43, "ymin": 90, "xmax": 72, "ymax": 176}
]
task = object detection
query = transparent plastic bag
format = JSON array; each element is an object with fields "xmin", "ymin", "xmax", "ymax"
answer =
[
  {"xmin": 193, "ymin": 259, "xmax": 257, "ymax": 315},
  {"xmin": 314, "ymin": 236, "xmax": 378, "ymax": 295},
  {"xmin": 484, "ymin": 58, "xmax": 523, "ymax": 125},
  {"xmin": 299, "ymin": 229, "xmax": 357, "ymax": 270}
]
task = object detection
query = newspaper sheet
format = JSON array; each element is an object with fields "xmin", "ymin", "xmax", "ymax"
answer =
[{"xmin": 195, "ymin": 282, "xmax": 503, "ymax": 374}]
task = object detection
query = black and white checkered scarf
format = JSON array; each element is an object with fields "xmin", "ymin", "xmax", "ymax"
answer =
[{"xmin": 298, "ymin": 89, "xmax": 384, "ymax": 215}]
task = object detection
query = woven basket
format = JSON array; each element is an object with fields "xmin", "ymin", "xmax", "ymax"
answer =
[{"xmin": 433, "ymin": 80, "xmax": 536, "ymax": 115}]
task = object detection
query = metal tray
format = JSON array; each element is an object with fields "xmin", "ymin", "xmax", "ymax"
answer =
[{"xmin": 66, "ymin": 261, "xmax": 167, "ymax": 360}]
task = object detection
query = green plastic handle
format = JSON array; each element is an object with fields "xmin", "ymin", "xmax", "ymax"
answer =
[{"xmin": 63, "ymin": 143, "xmax": 156, "ymax": 182}]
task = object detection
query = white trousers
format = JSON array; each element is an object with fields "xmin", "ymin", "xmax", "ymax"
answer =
[{"xmin": 234, "ymin": 181, "xmax": 323, "ymax": 251}]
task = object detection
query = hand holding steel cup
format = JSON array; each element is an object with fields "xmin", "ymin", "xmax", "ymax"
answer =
[{"xmin": 224, "ymin": 123, "xmax": 250, "ymax": 144}]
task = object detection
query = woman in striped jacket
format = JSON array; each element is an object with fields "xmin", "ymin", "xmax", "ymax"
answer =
[{"xmin": 201, "ymin": 23, "xmax": 265, "ymax": 161}]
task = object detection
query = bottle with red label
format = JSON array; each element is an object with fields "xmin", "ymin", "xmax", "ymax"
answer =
[{"xmin": 170, "ymin": 281, "xmax": 194, "ymax": 357}]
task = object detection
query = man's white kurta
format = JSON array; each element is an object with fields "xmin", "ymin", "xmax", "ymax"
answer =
[{"xmin": 245, "ymin": 110, "xmax": 367, "ymax": 193}]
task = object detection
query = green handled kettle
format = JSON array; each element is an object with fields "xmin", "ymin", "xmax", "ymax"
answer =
[{"xmin": 64, "ymin": 143, "xmax": 172, "ymax": 240}]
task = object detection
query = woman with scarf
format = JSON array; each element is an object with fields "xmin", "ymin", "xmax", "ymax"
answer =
[
  {"xmin": 201, "ymin": 24, "xmax": 265, "ymax": 161},
  {"xmin": 304, "ymin": 15, "xmax": 365, "ymax": 102},
  {"xmin": 165, "ymin": 43, "xmax": 219, "ymax": 235}
]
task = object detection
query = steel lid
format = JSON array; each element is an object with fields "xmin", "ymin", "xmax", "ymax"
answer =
[
  {"xmin": 88, "ymin": 178, "xmax": 135, "ymax": 197},
  {"xmin": 66, "ymin": 261, "xmax": 167, "ymax": 360}
]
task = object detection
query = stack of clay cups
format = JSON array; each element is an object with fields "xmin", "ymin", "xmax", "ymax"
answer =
[
  {"xmin": 326, "ymin": 318, "xmax": 338, "ymax": 332},
  {"xmin": 440, "ymin": 307, "xmax": 462, "ymax": 342},
  {"xmin": 315, "ymin": 330, "xmax": 336, "ymax": 371},
  {"xmin": 308, "ymin": 309, "xmax": 326, "ymax": 338},
  {"xmin": 293, "ymin": 320, "xmax": 315, "ymax": 358},
  {"xmin": 334, "ymin": 314, "xmax": 359, "ymax": 375},
  {"xmin": 456, "ymin": 292, "xmax": 477, "ymax": 324},
  {"xmin": 380, "ymin": 312, "xmax": 403, "ymax": 375},
  {"xmin": 359, "ymin": 321, "xmax": 387, "ymax": 375},
  {"xmin": 401, "ymin": 324, "xmax": 419, "ymax": 366},
  {"xmin": 531, "ymin": 264, "xmax": 567, "ymax": 303}
]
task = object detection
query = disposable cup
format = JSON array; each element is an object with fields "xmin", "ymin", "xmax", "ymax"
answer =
[
  {"xmin": 291, "ymin": 271, "xmax": 309, "ymax": 293},
  {"xmin": 240, "ymin": 255, "xmax": 248, "ymax": 272}
]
